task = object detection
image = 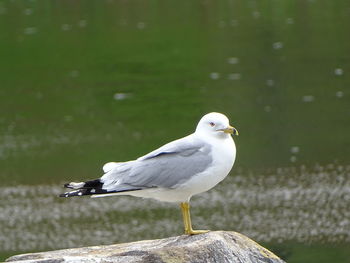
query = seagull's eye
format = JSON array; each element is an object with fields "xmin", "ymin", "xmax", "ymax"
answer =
[{"xmin": 209, "ymin": 122, "xmax": 215, "ymax": 127}]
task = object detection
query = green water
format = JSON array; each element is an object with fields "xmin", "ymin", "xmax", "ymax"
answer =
[{"xmin": 1, "ymin": 1, "xmax": 350, "ymax": 262}]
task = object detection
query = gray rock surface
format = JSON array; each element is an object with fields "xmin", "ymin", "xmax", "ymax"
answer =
[{"xmin": 6, "ymin": 231, "xmax": 285, "ymax": 263}]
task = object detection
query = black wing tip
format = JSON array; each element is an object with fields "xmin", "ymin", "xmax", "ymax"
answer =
[
  {"xmin": 60, "ymin": 179, "xmax": 145, "ymax": 198},
  {"xmin": 63, "ymin": 179, "xmax": 102, "ymax": 189},
  {"xmin": 59, "ymin": 189, "xmax": 85, "ymax": 198},
  {"xmin": 59, "ymin": 188, "xmax": 108, "ymax": 198}
]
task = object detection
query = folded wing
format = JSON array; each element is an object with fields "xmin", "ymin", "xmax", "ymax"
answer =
[{"xmin": 101, "ymin": 136, "xmax": 213, "ymax": 192}]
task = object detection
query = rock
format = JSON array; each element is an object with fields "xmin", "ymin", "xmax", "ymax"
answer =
[{"xmin": 6, "ymin": 231, "xmax": 285, "ymax": 263}]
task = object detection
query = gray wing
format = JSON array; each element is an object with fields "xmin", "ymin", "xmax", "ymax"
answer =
[{"xmin": 101, "ymin": 136, "xmax": 213, "ymax": 191}]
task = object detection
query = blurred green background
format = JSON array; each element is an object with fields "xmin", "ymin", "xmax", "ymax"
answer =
[{"xmin": 0, "ymin": 1, "xmax": 349, "ymax": 262}]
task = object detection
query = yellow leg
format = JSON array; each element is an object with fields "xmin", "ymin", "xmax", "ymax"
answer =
[{"xmin": 180, "ymin": 202, "xmax": 209, "ymax": 235}]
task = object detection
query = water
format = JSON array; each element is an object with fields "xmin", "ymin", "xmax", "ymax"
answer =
[{"xmin": 1, "ymin": 1, "xmax": 350, "ymax": 262}]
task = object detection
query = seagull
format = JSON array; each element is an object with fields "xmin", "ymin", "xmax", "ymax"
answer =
[{"xmin": 60, "ymin": 112, "xmax": 238, "ymax": 235}]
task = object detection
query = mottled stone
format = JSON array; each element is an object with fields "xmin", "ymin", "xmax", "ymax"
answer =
[{"xmin": 6, "ymin": 231, "xmax": 285, "ymax": 263}]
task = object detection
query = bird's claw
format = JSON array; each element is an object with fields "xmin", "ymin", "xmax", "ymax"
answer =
[{"xmin": 185, "ymin": 229, "xmax": 210, "ymax": 235}]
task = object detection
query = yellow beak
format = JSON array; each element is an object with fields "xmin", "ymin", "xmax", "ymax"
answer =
[{"xmin": 223, "ymin": 125, "xmax": 239, "ymax": 135}]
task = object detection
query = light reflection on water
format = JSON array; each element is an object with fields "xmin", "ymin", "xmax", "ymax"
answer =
[{"xmin": 1, "ymin": 163, "xmax": 348, "ymax": 252}]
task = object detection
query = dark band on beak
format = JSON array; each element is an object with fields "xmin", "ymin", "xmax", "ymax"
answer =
[{"xmin": 222, "ymin": 126, "xmax": 239, "ymax": 135}]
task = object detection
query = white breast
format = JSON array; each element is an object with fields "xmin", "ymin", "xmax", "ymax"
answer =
[{"xmin": 165, "ymin": 135, "xmax": 236, "ymax": 201}]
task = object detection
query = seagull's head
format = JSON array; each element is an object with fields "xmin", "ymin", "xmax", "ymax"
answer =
[{"xmin": 195, "ymin": 112, "xmax": 239, "ymax": 138}]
